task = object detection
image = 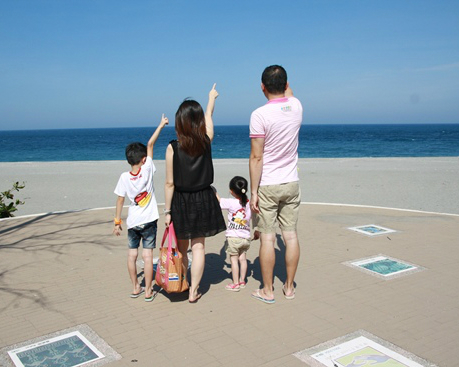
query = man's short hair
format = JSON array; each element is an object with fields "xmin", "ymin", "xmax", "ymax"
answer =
[
  {"xmin": 125, "ymin": 142, "xmax": 147, "ymax": 165},
  {"xmin": 262, "ymin": 65, "xmax": 288, "ymax": 94}
]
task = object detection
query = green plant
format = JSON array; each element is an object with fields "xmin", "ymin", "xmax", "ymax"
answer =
[{"xmin": 0, "ymin": 182, "xmax": 26, "ymax": 218}]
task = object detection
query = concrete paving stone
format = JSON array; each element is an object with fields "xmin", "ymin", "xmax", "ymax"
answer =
[
  {"xmin": 293, "ymin": 316, "xmax": 333, "ymax": 335},
  {"xmin": 217, "ymin": 353, "xmax": 264, "ymax": 367},
  {"xmin": 113, "ymin": 341, "xmax": 140, "ymax": 353},
  {"xmin": 185, "ymin": 326, "xmax": 225, "ymax": 342},
  {"xmin": 228, "ymin": 328, "xmax": 270, "ymax": 346},
  {"xmin": 149, "ymin": 331, "xmax": 199, "ymax": 347},
  {"xmin": 208, "ymin": 343, "xmax": 248, "ymax": 359},
  {"xmin": 426, "ymin": 342, "xmax": 458, "ymax": 367},
  {"xmin": 261, "ymin": 354, "xmax": 306, "ymax": 367},
  {"xmin": 245, "ymin": 335, "xmax": 303, "ymax": 360},
  {"xmin": 199, "ymin": 335, "xmax": 239, "ymax": 353},
  {"xmin": 0, "ymin": 325, "xmax": 37, "ymax": 346},
  {"xmin": 187, "ymin": 359, "xmax": 223, "ymax": 367},
  {"xmin": 160, "ymin": 349, "xmax": 219, "ymax": 367}
]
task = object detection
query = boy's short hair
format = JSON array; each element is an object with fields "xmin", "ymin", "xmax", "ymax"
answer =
[
  {"xmin": 125, "ymin": 142, "xmax": 147, "ymax": 165},
  {"xmin": 261, "ymin": 65, "xmax": 288, "ymax": 94}
]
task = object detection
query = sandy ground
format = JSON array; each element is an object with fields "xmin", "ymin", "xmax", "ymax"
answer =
[{"xmin": 1, "ymin": 157, "xmax": 459, "ymax": 218}]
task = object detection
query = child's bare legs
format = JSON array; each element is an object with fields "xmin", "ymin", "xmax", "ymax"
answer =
[
  {"xmin": 189, "ymin": 237, "xmax": 205, "ymax": 301},
  {"xmin": 142, "ymin": 248, "xmax": 154, "ymax": 297},
  {"xmin": 230, "ymin": 255, "xmax": 240, "ymax": 284},
  {"xmin": 238, "ymin": 252, "xmax": 248, "ymax": 284},
  {"xmin": 127, "ymin": 248, "xmax": 142, "ymax": 294}
]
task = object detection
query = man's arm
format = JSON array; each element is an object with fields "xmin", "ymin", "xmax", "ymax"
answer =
[
  {"xmin": 249, "ymin": 137, "xmax": 264, "ymax": 213},
  {"xmin": 113, "ymin": 196, "xmax": 125, "ymax": 236},
  {"xmin": 205, "ymin": 83, "xmax": 218, "ymax": 142},
  {"xmin": 147, "ymin": 114, "xmax": 169, "ymax": 158},
  {"xmin": 285, "ymin": 83, "xmax": 293, "ymax": 98}
]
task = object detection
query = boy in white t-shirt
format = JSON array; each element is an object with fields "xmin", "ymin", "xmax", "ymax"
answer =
[{"xmin": 113, "ymin": 115, "xmax": 168, "ymax": 301}]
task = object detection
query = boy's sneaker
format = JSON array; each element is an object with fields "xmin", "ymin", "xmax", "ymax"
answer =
[{"xmin": 225, "ymin": 283, "xmax": 240, "ymax": 292}]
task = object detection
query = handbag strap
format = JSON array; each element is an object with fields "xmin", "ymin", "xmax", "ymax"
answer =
[{"xmin": 159, "ymin": 223, "xmax": 178, "ymax": 288}]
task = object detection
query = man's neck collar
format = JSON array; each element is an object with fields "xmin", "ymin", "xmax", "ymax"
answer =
[
  {"xmin": 266, "ymin": 92, "xmax": 286, "ymax": 101},
  {"xmin": 266, "ymin": 95, "xmax": 289, "ymax": 104}
]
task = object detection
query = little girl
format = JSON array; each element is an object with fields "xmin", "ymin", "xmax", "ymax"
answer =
[{"xmin": 218, "ymin": 176, "xmax": 252, "ymax": 291}]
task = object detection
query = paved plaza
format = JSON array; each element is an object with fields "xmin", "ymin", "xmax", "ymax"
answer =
[{"xmin": 1, "ymin": 204, "xmax": 458, "ymax": 366}]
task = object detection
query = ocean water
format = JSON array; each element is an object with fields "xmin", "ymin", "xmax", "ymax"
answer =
[{"xmin": 1, "ymin": 124, "xmax": 458, "ymax": 162}]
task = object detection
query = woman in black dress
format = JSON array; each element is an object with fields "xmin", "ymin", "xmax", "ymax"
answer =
[{"xmin": 164, "ymin": 84, "xmax": 226, "ymax": 303}]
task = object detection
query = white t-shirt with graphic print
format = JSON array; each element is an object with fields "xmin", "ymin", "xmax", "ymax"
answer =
[
  {"xmin": 114, "ymin": 156, "xmax": 159, "ymax": 229},
  {"xmin": 220, "ymin": 197, "xmax": 251, "ymax": 239}
]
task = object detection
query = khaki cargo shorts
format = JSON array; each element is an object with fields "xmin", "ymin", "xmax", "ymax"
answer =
[
  {"xmin": 255, "ymin": 181, "xmax": 301, "ymax": 234},
  {"xmin": 225, "ymin": 237, "xmax": 251, "ymax": 256}
]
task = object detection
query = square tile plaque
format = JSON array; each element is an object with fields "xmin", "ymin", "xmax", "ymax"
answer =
[
  {"xmin": 343, "ymin": 255, "xmax": 423, "ymax": 280},
  {"xmin": 294, "ymin": 330, "xmax": 437, "ymax": 367},
  {"xmin": 0, "ymin": 324, "xmax": 120, "ymax": 367},
  {"xmin": 348, "ymin": 224, "xmax": 396, "ymax": 236}
]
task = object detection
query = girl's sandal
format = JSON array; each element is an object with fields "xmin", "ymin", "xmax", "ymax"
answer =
[{"xmin": 225, "ymin": 283, "xmax": 241, "ymax": 292}]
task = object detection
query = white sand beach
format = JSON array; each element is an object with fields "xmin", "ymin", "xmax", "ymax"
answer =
[{"xmin": 1, "ymin": 157, "xmax": 459, "ymax": 218}]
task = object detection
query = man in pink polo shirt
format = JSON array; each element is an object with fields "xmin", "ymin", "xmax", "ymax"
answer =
[{"xmin": 249, "ymin": 65, "xmax": 303, "ymax": 304}]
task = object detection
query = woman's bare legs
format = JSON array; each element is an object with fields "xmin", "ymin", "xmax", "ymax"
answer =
[
  {"xmin": 189, "ymin": 237, "xmax": 205, "ymax": 302},
  {"xmin": 177, "ymin": 239, "xmax": 189, "ymax": 270}
]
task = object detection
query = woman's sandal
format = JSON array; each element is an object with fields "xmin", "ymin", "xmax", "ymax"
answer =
[
  {"xmin": 189, "ymin": 293, "xmax": 202, "ymax": 303},
  {"xmin": 282, "ymin": 285, "xmax": 295, "ymax": 300}
]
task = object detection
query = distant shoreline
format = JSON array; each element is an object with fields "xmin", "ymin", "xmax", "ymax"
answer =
[{"xmin": 1, "ymin": 157, "xmax": 459, "ymax": 217}]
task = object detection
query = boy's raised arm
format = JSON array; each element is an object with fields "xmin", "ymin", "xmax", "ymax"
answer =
[
  {"xmin": 205, "ymin": 83, "xmax": 218, "ymax": 142},
  {"xmin": 147, "ymin": 114, "xmax": 169, "ymax": 158}
]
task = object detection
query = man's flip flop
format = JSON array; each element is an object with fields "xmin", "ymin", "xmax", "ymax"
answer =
[
  {"xmin": 282, "ymin": 285, "xmax": 295, "ymax": 300},
  {"xmin": 251, "ymin": 289, "xmax": 275, "ymax": 304},
  {"xmin": 130, "ymin": 288, "xmax": 145, "ymax": 298}
]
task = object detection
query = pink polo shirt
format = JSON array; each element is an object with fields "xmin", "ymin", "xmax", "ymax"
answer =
[{"xmin": 250, "ymin": 96, "xmax": 303, "ymax": 186}]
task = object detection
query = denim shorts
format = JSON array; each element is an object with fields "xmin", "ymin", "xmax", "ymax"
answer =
[{"xmin": 127, "ymin": 220, "xmax": 158, "ymax": 249}]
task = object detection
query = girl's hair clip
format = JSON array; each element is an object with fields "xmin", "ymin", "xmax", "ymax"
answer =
[{"xmin": 241, "ymin": 189, "xmax": 246, "ymax": 194}]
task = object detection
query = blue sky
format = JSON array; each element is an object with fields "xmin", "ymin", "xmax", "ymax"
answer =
[{"xmin": 1, "ymin": 0, "xmax": 458, "ymax": 130}]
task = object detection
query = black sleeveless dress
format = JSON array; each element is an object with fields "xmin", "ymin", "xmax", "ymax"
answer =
[{"xmin": 170, "ymin": 139, "xmax": 226, "ymax": 240}]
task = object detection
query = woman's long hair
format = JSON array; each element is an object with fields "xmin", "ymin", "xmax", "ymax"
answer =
[
  {"xmin": 175, "ymin": 99, "xmax": 207, "ymax": 156},
  {"xmin": 229, "ymin": 176, "xmax": 248, "ymax": 208}
]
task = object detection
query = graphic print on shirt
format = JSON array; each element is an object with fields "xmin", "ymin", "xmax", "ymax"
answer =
[
  {"xmin": 134, "ymin": 191, "xmax": 151, "ymax": 207},
  {"xmin": 228, "ymin": 208, "xmax": 249, "ymax": 230}
]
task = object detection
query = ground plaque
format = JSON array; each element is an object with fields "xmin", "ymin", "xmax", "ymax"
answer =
[
  {"xmin": 348, "ymin": 224, "xmax": 396, "ymax": 236},
  {"xmin": 344, "ymin": 255, "xmax": 423, "ymax": 280},
  {"xmin": 294, "ymin": 330, "xmax": 437, "ymax": 367},
  {"xmin": 1, "ymin": 325, "xmax": 120, "ymax": 367}
]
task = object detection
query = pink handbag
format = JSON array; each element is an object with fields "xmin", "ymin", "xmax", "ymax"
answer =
[{"xmin": 155, "ymin": 223, "xmax": 189, "ymax": 293}]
